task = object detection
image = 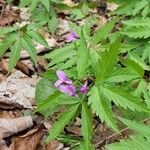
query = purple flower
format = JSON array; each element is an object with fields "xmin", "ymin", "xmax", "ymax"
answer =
[
  {"xmin": 54, "ymin": 70, "xmax": 73, "ymax": 87},
  {"xmin": 58, "ymin": 84, "xmax": 77, "ymax": 97},
  {"xmin": 80, "ymin": 82, "xmax": 88, "ymax": 94},
  {"xmin": 66, "ymin": 31, "xmax": 79, "ymax": 42}
]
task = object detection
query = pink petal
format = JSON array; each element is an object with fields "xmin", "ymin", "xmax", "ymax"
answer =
[
  {"xmin": 56, "ymin": 70, "xmax": 67, "ymax": 81},
  {"xmin": 65, "ymin": 79, "xmax": 73, "ymax": 85},
  {"xmin": 54, "ymin": 80, "xmax": 63, "ymax": 87}
]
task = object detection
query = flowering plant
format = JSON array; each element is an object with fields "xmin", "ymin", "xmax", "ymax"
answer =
[{"xmin": 35, "ymin": 22, "xmax": 150, "ymax": 149}]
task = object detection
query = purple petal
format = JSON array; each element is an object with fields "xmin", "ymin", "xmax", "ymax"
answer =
[
  {"xmin": 80, "ymin": 82, "xmax": 88, "ymax": 94},
  {"xmin": 58, "ymin": 85, "xmax": 69, "ymax": 93},
  {"xmin": 66, "ymin": 31, "xmax": 79, "ymax": 42},
  {"xmin": 56, "ymin": 70, "xmax": 67, "ymax": 81},
  {"xmin": 54, "ymin": 80, "xmax": 63, "ymax": 87},
  {"xmin": 65, "ymin": 79, "xmax": 73, "ymax": 85},
  {"xmin": 58, "ymin": 84, "xmax": 77, "ymax": 97}
]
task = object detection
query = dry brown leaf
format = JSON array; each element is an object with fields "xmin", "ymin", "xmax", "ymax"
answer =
[
  {"xmin": 0, "ymin": 96, "xmax": 23, "ymax": 109},
  {"xmin": 10, "ymin": 125, "xmax": 45, "ymax": 150},
  {"xmin": 0, "ymin": 116, "xmax": 33, "ymax": 138},
  {"xmin": 0, "ymin": 110, "xmax": 21, "ymax": 118},
  {"xmin": 16, "ymin": 61, "xmax": 34, "ymax": 77},
  {"xmin": 0, "ymin": 70, "xmax": 39, "ymax": 109},
  {"xmin": 0, "ymin": 1, "xmax": 20, "ymax": 27},
  {"xmin": 66, "ymin": 126, "xmax": 81, "ymax": 135},
  {"xmin": 46, "ymin": 140, "xmax": 63, "ymax": 150}
]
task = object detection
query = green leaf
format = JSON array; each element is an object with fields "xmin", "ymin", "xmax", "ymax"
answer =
[
  {"xmin": 107, "ymin": 136, "xmax": 150, "ymax": 150},
  {"xmin": 45, "ymin": 104, "xmax": 79, "ymax": 143},
  {"xmin": 123, "ymin": 59, "xmax": 144, "ymax": 77},
  {"xmin": 0, "ymin": 34, "xmax": 16, "ymax": 57},
  {"xmin": 129, "ymin": 52, "xmax": 150, "ymax": 71},
  {"xmin": 132, "ymin": 0, "xmax": 148, "ymax": 16},
  {"xmin": 57, "ymin": 134, "xmax": 81, "ymax": 145},
  {"xmin": 19, "ymin": 0, "xmax": 31, "ymax": 7},
  {"xmin": 101, "ymin": 86, "xmax": 150, "ymax": 113},
  {"xmin": 30, "ymin": 0, "xmax": 39, "ymax": 12},
  {"xmin": 21, "ymin": 34, "xmax": 37, "ymax": 63},
  {"xmin": 122, "ymin": 26, "xmax": 150, "ymax": 39},
  {"xmin": 79, "ymin": 140, "xmax": 95, "ymax": 150},
  {"xmin": 48, "ymin": 8, "xmax": 58, "ymax": 33},
  {"xmin": 96, "ymin": 38, "xmax": 121, "ymax": 83},
  {"xmin": 58, "ymin": 95, "xmax": 80, "ymax": 105},
  {"xmin": 35, "ymin": 78, "xmax": 60, "ymax": 117},
  {"xmin": 40, "ymin": 0, "xmax": 50, "ymax": 12},
  {"xmin": 0, "ymin": 26, "xmax": 18, "ymax": 35},
  {"xmin": 119, "ymin": 117, "xmax": 150, "ymax": 136},
  {"xmin": 88, "ymin": 86, "xmax": 118, "ymax": 131},
  {"xmin": 81, "ymin": 101, "xmax": 94, "ymax": 150},
  {"xmin": 27, "ymin": 31, "xmax": 49, "ymax": 48},
  {"xmin": 93, "ymin": 18, "xmax": 118, "ymax": 45},
  {"xmin": 106, "ymin": 68, "xmax": 138, "ymax": 83},
  {"xmin": 8, "ymin": 38, "xmax": 21, "ymax": 71},
  {"xmin": 76, "ymin": 29, "xmax": 89, "ymax": 79},
  {"xmin": 36, "ymin": 91, "xmax": 61, "ymax": 118},
  {"xmin": 122, "ymin": 17, "xmax": 150, "ymax": 27}
]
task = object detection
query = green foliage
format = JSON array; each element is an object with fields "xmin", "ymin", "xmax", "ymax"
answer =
[
  {"xmin": 76, "ymin": 29, "xmax": 89, "ymax": 79},
  {"xmin": 0, "ymin": 25, "xmax": 48, "ymax": 71},
  {"xmin": 107, "ymin": 118, "xmax": 150, "ymax": 150},
  {"xmin": 95, "ymin": 38, "xmax": 121, "ymax": 83},
  {"xmin": 45, "ymin": 104, "xmax": 80, "ymax": 143},
  {"xmin": 88, "ymin": 86, "xmax": 118, "ymax": 131}
]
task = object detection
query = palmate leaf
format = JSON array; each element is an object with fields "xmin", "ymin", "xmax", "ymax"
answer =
[
  {"xmin": 45, "ymin": 104, "xmax": 79, "ymax": 143},
  {"xmin": 93, "ymin": 18, "xmax": 117, "ymax": 45},
  {"xmin": 101, "ymin": 86, "xmax": 150, "ymax": 113},
  {"xmin": 95, "ymin": 38, "xmax": 121, "ymax": 83},
  {"xmin": 80, "ymin": 101, "xmax": 94, "ymax": 150},
  {"xmin": 8, "ymin": 38, "xmax": 21, "ymax": 71},
  {"xmin": 88, "ymin": 86, "xmax": 118, "ymax": 131},
  {"xmin": 76, "ymin": 29, "xmax": 89, "ymax": 79},
  {"xmin": 21, "ymin": 34, "xmax": 37, "ymax": 63}
]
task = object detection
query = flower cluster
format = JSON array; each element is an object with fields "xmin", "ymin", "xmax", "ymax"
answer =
[{"xmin": 54, "ymin": 70, "xmax": 87, "ymax": 97}]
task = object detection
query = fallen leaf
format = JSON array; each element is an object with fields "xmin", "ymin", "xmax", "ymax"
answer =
[
  {"xmin": 16, "ymin": 61, "xmax": 34, "ymax": 77},
  {"xmin": 0, "ymin": 70, "xmax": 39, "ymax": 109},
  {"xmin": 10, "ymin": 125, "xmax": 45, "ymax": 150},
  {"xmin": 0, "ymin": 116, "xmax": 33, "ymax": 138},
  {"xmin": 0, "ymin": 8, "xmax": 19, "ymax": 27},
  {"xmin": 0, "ymin": 110, "xmax": 21, "ymax": 118},
  {"xmin": 0, "ymin": 96, "xmax": 23, "ymax": 109},
  {"xmin": 46, "ymin": 140, "xmax": 63, "ymax": 150},
  {"xmin": 66, "ymin": 126, "xmax": 81, "ymax": 136}
]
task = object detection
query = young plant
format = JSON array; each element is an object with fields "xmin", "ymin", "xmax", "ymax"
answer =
[{"xmin": 35, "ymin": 19, "xmax": 150, "ymax": 149}]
